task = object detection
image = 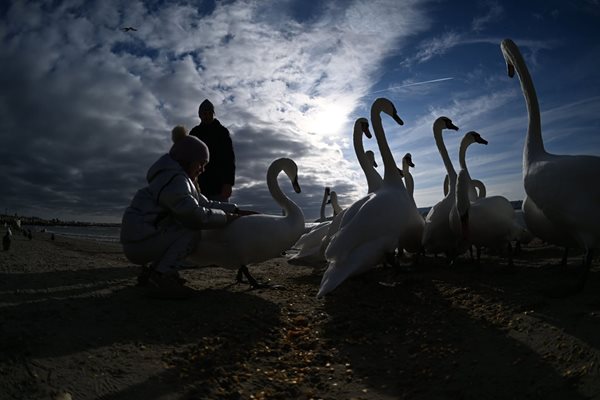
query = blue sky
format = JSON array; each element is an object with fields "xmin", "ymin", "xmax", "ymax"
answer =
[{"xmin": 1, "ymin": 0, "xmax": 599, "ymax": 222}]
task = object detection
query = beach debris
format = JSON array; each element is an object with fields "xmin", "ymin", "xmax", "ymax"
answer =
[{"xmin": 53, "ymin": 392, "xmax": 72, "ymax": 400}]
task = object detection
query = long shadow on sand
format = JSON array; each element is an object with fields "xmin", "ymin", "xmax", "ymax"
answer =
[
  {"xmin": 322, "ymin": 256, "xmax": 599, "ymax": 400},
  {"xmin": 0, "ymin": 269, "xmax": 282, "ymax": 399}
]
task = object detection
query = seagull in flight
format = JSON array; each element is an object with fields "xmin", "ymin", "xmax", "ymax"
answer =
[{"xmin": 121, "ymin": 27, "xmax": 137, "ymax": 32}]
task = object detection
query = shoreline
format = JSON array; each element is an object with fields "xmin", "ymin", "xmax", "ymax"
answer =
[{"xmin": 1, "ymin": 232, "xmax": 598, "ymax": 399}]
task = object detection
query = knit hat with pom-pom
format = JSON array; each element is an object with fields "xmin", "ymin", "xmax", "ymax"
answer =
[
  {"xmin": 171, "ymin": 125, "xmax": 188, "ymax": 143},
  {"xmin": 169, "ymin": 135, "xmax": 209, "ymax": 165}
]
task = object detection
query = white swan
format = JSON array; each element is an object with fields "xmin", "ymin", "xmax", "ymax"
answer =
[
  {"xmin": 329, "ymin": 190, "xmax": 343, "ymax": 216},
  {"xmin": 319, "ymin": 98, "xmax": 418, "ymax": 297},
  {"xmin": 398, "ymin": 153, "xmax": 425, "ymax": 256},
  {"xmin": 421, "ymin": 117, "xmax": 461, "ymax": 259},
  {"xmin": 315, "ymin": 187, "xmax": 331, "ymax": 222},
  {"xmin": 354, "ymin": 119, "xmax": 383, "ymax": 194},
  {"xmin": 288, "ymin": 188, "xmax": 345, "ymax": 264},
  {"xmin": 320, "ymin": 119, "xmax": 379, "ymax": 259},
  {"xmin": 449, "ymin": 131, "xmax": 519, "ymax": 265},
  {"xmin": 502, "ymin": 38, "xmax": 600, "ymax": 288},
  {"xmin": 402, "ymin": 153, "xmax": 416, "ymax": 202},
  {"xmin": 189, "ymin": 158, "xmax": 305, "ymax": 285}
]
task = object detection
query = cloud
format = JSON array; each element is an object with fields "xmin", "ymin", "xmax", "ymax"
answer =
[
  {"xmin": 471, "ymin": 1, "xmax": 503, "ymax": 32},
  {"xmin": 0, "ymin": 0, "xmax": 433, "ymax": 221}
]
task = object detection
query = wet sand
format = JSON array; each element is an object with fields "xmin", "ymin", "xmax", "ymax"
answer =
[{"xmin": 1, "ymin": 232, "xmax": 599, "ymax": 399}]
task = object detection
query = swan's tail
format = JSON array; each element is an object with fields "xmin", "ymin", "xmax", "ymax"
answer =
[{"xmin": 318, "ymin": 239, "xmax": 388, "ymax": 298}]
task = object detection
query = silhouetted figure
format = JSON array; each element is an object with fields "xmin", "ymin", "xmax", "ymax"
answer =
[
  {"xmin": 121, "ymin": 27, "xmax": 137, "ymax": 32},
  {"xmin": 3, "ymin": 229, "xmax": 11, "ymax": 251},
  {"xmin": 189, "ymin": 99, "xmax": 236, "ymax": 202},
  {"xmin": 51, "ymin": 233, "xmax": 55, "ymax": 241},
  {"xmin": 27, "ymin": 230, "xmax": 33, "ymax": 240}
]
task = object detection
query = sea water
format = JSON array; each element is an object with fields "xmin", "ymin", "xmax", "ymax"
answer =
[{"xmin": 25, "ymin": 225, "xmax": 121, "ymax": 242}]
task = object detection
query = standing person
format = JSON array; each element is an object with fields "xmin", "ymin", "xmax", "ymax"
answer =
[
  {"xmin": 120, "ymin": 133, "xmax": 252, "ymax": 299},
  {"xmin": 189, "ymin": 99, "xmax": 235, "ymax": 202}
]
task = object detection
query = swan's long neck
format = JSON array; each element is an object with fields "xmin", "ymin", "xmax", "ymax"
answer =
[
  {"xmin": 330, "ymin": 192, "xmax": 343, "ymax": 215},
  {"xmin": 371, "ymin": 101, "xmax": 403, "ymax": 186},
  {"xmin": 319, "ymin": 188, "xmax": 328, "ymax": 220},
  {"xmin": 403, "ymin": 162, "xmax": 414, "ymax": 198},
  {"xmin": 266, "ymin": 160, "xmax": 300, "ymax": 218},
  {"xmin": 510, "ymin": 44, "xmax": 545, "ymax": 165},
  {"xmin": 458, "ymin": 139, "xmax": 469, "ymax": 171},
  {"xmin": 455, "ymin": 170, "xmax": 471, "ymax": 219},
  {"xmin": 354, "ymin": 123, "xmax": 382, "ymax": 193},
  {"xmin": 434, "ymin": 126, "xmax": 457, "ymax": 192}
]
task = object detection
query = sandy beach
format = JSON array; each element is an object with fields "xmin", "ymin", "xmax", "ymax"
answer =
[{"xmin": 1, "ymin": 232, "xmax": 599, "ymax": 400}]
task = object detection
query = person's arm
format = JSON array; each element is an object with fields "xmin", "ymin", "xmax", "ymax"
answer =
[{"xmin": 158, "ymin": 175, "xmax": 229, "ymax": 229}]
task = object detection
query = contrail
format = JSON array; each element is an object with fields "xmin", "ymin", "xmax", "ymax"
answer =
[{"xmin": 367, "ymin": 77, "xmax": 454, "ymax": 95}]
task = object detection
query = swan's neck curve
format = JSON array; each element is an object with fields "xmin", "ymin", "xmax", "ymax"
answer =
[
  {"xmin": 455, "ymin": 170, "xmax": 471, "ymax": 219},
  {"xmin": 266, "ymin": 160, "xmax": 301, "ymax": 219},
  {"xmin": 371, "ymin": 100, "xmax": 403, "ymax": 186},
  {"xmin": 354, "ymin": 122, "xmax": 382, "ymax": 193},
  {"xmin": 434, "ymin": 125, "xmax": 457, "ymax": 191},
  {"xmin": 319, "ymin": 188, "xmax": 328, "ymax": 220},
  {"xmin": 403, "ymin": 162, "xmax": 414, "ymax": 198},
  {"xmin": 509, "ymin": 43, "xmax": 545, "ymax": 165}
]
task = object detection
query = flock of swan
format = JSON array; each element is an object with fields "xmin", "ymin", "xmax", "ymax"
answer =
[{"xmin": 189, "ymin": 39, "xmax": 599, "ymax": 297}]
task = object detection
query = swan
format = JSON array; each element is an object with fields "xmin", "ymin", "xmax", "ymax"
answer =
[
  {"xmin": 421, "ymin": 117, "xmax": 461, "ymax": 259},
  {"xmin": 320, "ymin": 119, "xmax": 379, "ymax": 259},
  {"xmin": 449, "ymin": 131, "xmax": 519, "ymax": 266},
  {"xmin": 354, "ymin": 118, "xmax": 383, "ymax": 194},
  {"xmin": 502, "ymin": 38, "xmax": 600, "ymax": 289},
  {"xmin": 315, "ymin": 187, "xmax": 331, "ymax": 223},
  {"xmin": 189, "ymin": 158, "xmax": 305, "ymax": 287},
  {"xmin": 319, "ymin": 98, "xmax": 419, "ymax": 297},
  {"xmin": 288, "ymin": 188, "xmax": 345, "ymax": 265},
  {"xmin": 397, "ymin": 153, "xmax": 425, "ymax": 257},
  {"xmin": 402, "ymin": 153, "xmax": 416, "ymax": 202},
  {"xmin": 329, "ymin": 190, "xmax": 343, "ymax": 216}
]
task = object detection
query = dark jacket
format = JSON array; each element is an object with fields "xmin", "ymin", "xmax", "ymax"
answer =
[{"xmin": 189, "ymin": 119, "xmax": 235, "ymax": 197}]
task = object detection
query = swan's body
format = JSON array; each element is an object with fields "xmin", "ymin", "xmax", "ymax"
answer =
[
  {"xmin": 521, "ymin": 196, "xmax": 576, "ymax": 247},
  {"xmin": 319, "ymin": 98, "xmax": 418, "ymax": 297},
  {"xmin": 421, "ymin": 117, "xmax": 461, "ymax": 258},
  {"xmin": 189, "ymin": 158, "xmax": 305, "ymax": 268},
  {"xmin": 502, "ymin": 39, "xmax": 600, "ymax": 286},
  {"xmin": 449, "ymin": 132, "xmax": 518, "ymax": 263}
]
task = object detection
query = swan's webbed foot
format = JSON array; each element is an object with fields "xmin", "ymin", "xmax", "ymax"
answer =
[
  {"xmin": 542, "ymin": 251, "xmax": 591, "ymax": 298},
  {"xmin": 235, "ymin": 266, "xmax": 285, "ymax": 290}
]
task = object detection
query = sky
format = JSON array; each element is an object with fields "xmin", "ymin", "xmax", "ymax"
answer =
[{"xmin": 1, "ymin": 0, "xmax": 600, "ymax": 223}]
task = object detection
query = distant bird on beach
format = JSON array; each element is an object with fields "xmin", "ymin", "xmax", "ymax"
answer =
[
  {"xmin": 3, "ymin": 231, "xmax": 11, "ymax": 251},
  {"xmin": 121, "ymin": 27, "xmax": 137, "ymax": 32}
]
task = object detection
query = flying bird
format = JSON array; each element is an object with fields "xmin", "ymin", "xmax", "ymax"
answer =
[{"xmin": 121, "ymin": 27, "xmax": 137, "ymax": 32}]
